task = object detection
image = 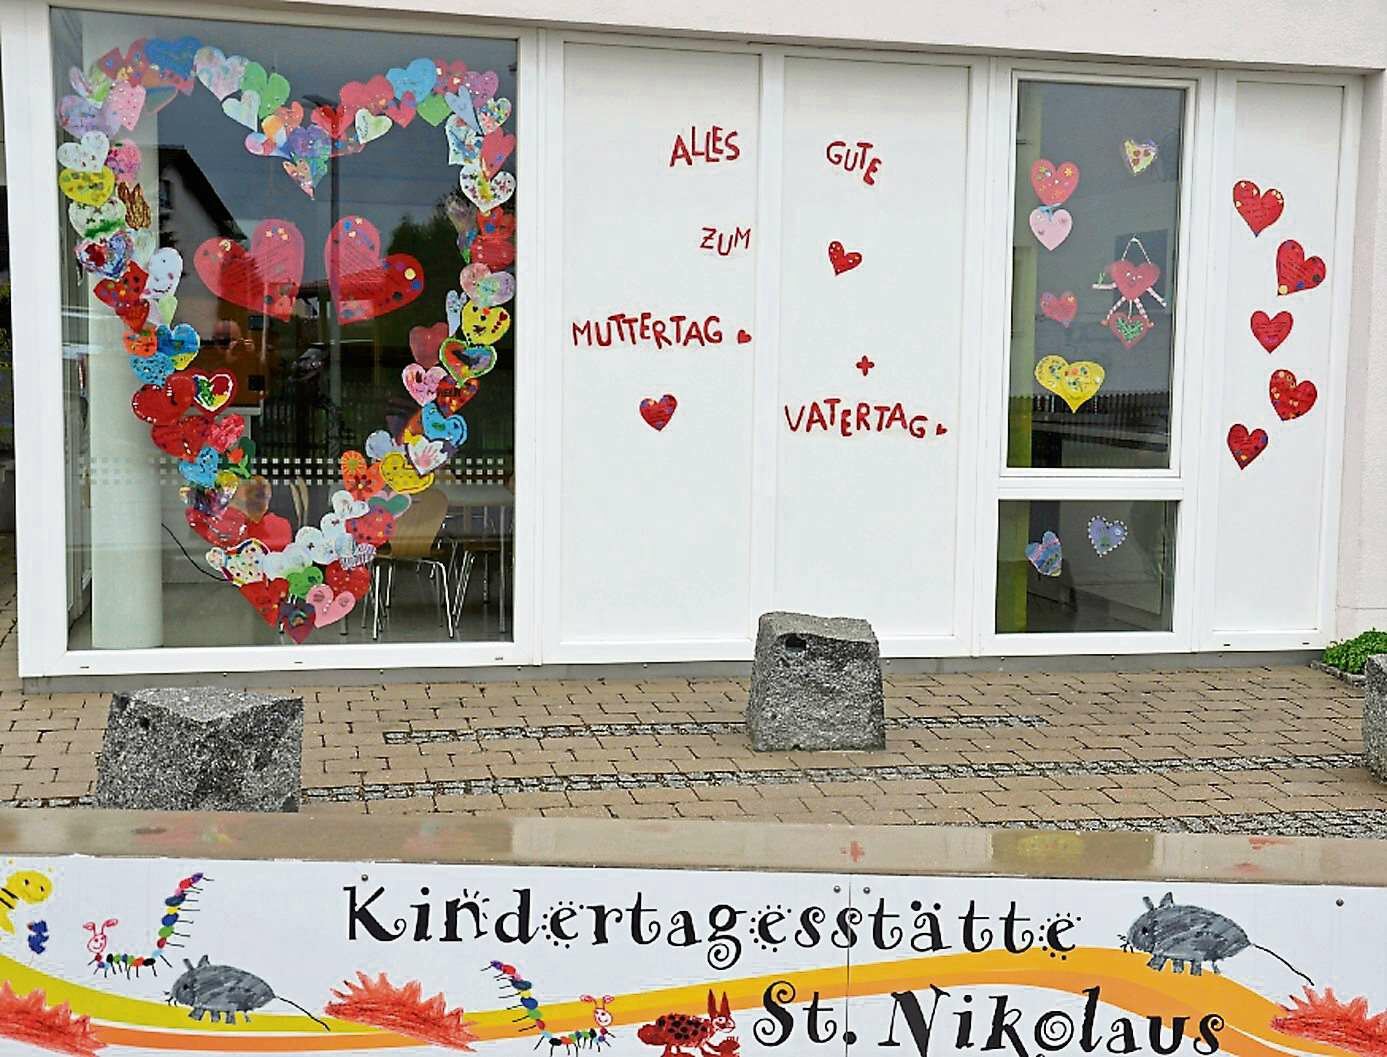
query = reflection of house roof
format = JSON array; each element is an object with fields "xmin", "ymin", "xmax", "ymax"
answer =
[{"xmin": 158, "ymin": 147, "xmax": 244, "ymax": 239}]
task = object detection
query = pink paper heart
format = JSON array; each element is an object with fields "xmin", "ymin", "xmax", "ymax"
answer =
[
  {"xmin": 1029, "ymin": 207, "xmax": 1072, "ymax": 251},
  {"xmin": 403, "ymin": 363, "xmax": 448, "ymax": 405},
  {"xmin": 106, "ymin": 141, "xmax": 142, "ymax": 184},
  {"xmin": 409, "ymin": 322, "xmax": 448, "ymax": 367},
  {"xmin": 465, "ymin": 70, "xmax": 498, "ymax": 104}
]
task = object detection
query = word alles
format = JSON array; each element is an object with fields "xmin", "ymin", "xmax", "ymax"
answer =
[
  {"xmin": 785, "ymin": 397, "xmax": 946, "ymax": 439},
  {"xmin": 700, "ymin": 225, "xmax": 752, "ymax": 255},
  {"xmin": 826, "ymin": 140, "xmax": 882, "ymax": 185},
  {"xmin": 572, "ymin": 312, "xmax": 726, "ymax": 349},
  {"xmin": 670, "ymin": 125, "xmax": 742, "ymax": 166}
]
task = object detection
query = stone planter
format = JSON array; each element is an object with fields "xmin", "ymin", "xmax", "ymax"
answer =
[{"xmin": 1363, "ymin": 656, "xmax": 1387, "ymax": 781}]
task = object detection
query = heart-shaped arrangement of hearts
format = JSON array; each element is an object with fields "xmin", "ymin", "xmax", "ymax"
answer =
[{"xmin": 58, "ymin": 35, "xmax": 517, "ymax": 641}]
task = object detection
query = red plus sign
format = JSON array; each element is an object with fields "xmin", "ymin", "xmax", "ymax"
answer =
[
  {"xmin": 843, "ymin": 840, "xmax": 865, "ymax": 863},
  {"xmin": 855, "ymin": 356, "xmax": 875, "ymax": 376}
]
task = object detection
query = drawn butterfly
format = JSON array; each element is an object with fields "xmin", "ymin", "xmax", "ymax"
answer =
[{"xmin": 1025, "ymin": 531, "xmax": 1063, "ymax": 577}]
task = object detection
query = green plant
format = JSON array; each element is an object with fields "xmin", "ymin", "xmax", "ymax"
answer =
[{"xmin": 1321, "ymin": 629, "xmax": 1387, "ymax": 675}]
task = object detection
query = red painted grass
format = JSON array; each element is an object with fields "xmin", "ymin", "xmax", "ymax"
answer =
[
  {"xmin": 0, "ymin": 983, "xmax": 104, "ymax": 1056},
  {"xmin": 325, "ymin": 972, "xmax": 477, "ymax": 1050},
  {"xmin": 1273, "ymin": 988, "xmax": 1387, "ymax": 1057}
]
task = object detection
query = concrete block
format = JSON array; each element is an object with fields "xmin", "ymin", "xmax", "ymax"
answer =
[{"xmin": 1365, "ymin": 656, "xmax": 1387, "ymax": 782}]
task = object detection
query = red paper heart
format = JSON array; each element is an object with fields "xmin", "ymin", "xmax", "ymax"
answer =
[
  {"xmin": 1039, "ymin": 291, "xmax": 1078, "ymax": 327},
  {"xmin": 132, "ymin": 373, "xmax": 196, "ymax": 425},
  {"xmin": 736, "ymin": 329, "xmax": 752, "ymax": 344},
  {"xmin": 194, "ymin": 220, "xmax": 304, "ymax": 322},
  {"xmin": 1227, "ymin": 424, "xmax": 1269, "ymax": 468},
  {"xmin": 280, "ymin": 599, "xmax": 316, "ymax": 643},
  {"xmin": 1108, "ymin": 260, "xmax": 1159, "ymax": 301},
  {"xmin": 151, "ymin": 415, "xmax": 211, "ymax": 459},
  {"xmin": 205, "ymin": 413, "xmax": 246, "ymax": 452},
  {"xmin": 385, "ymin": 94, "xmax": 417, "ymax": 127},
  {"xmin": 1250, "ymin": 310, "xmax": 1293, "ymax": 352},
  {"xmin": 433, "ymin": 377, "xmax": 478, "ymax": 416},
  {"xmin": 1269, "ymin": 369, "xmax": 1317, "ymax": 421},
  {"xmin": 325, "ymin": 215, "xmax": 425, "ymax": 324},
  {"xmin": 1030, "ymin": 159, "xmax": 1080, "ymax": 207},
  {"xmin": 482, "ymin": 128, "xmax": 515, "ymax": 177},
  {"xmin": 1276, "ymin": 240, "xmax": 1326, "ymax": 297},
  {"xmin": 95, "ymin": 262, "xmax": 150, "ymax": 331},
  {"xmin": 639, "ymin": 394, "xmax": 677, "ymax": 431},
  {"xmin": 827, "ymin": 240, "xmax": 863, "ymax": 275},
  {"xmin": 409, "ymin": 322, "xmax": 449, "ymax": 367},
  {"xmin": 340, "ymin": 75, "xmax": 393, "ymax": 115},
  {"xmin": 245, "ymin": 512, "xmax": 292, "ymax": 551},
  {"xmin": 1233, "ymin": 180, "xmax": 1284, "ymax": 236},
  {"xmin": 325, "ymin": 561, "xmax": 371, "ymax": 600},
  {"xmin": 186, "ymin": 504, "xmax": 249, "ymax": 547},
  {"xmin": 311, "ymin": 103, "xmax": 357, "ymax": 140},
  {"xmin": 476, "ymin": 207, "xmax": 516, "ymax": 242},
  {"xmin": 471, "ymin": 234, "xmax": 515, "ymax": 269},
  {"xmin": 240, "ymin": 578, "xmax": 288, "ymax": 627}
]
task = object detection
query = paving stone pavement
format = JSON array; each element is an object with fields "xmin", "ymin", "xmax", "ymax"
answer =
[{"xmin": 1, "ymin": 539, "xmax": 1385, "ymax": 835}]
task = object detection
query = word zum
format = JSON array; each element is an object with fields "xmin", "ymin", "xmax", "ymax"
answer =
[
  {"xmin": 670, "ymin": 126, "xmax": 742, "ymax": 167},
  {"xmin": 784, "ymin": 398, "xmax": 947, "ymax": 439},
  {"xmin": 825, "ymin": 140, "xmax": 882, "ymax": 185},
  {"xmin": 699, "ymin": 226, "xmax": 752, "ymax": 256}
]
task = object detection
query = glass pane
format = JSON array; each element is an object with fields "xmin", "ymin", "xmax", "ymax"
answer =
[
  {"xmin": 996, "ymin": 499, "xmax": 1176, "ymax": 633},
  {"xmin": 53, "ymin": 10, "xmax": 517, "ymax": 649},
  {"xmin": 1008, "ymin": 80, "xmax": 1184, "ymax": 469}
]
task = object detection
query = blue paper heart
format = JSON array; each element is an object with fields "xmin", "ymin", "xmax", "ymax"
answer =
[
  {"xmin": 144, "ymin": 36, "xmax": 201, "ymax": 79},
  {"xmin": 1025, "ymin": 531, "xmax": 1063, "ymax": 577},
  {"xmin": 130, "ymin": 351, "xmax": 175, "ymax": 385},
  {"xmin": 156, "ymin": 323, "xmax": 200, "ymax": 359},
  {"xmin": 1087, "ymin": 516, "xmax": 1129, "ymax": 557},
  {"xmin": 444, "ymin": 90, "xmax": 478, "ymax": 132},
  {"xmin": 421, "ymin": 400, "xmax": 467, "ymax": 445},
  {"xmin": 179, "ymin": 445, "xmax": 219, "ymax": 488},
  {"xmin": 387, "ymin": 58, "xmax": 436, "ymax": 105}
]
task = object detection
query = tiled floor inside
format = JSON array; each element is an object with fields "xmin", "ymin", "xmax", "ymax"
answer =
[{"xmin": 5, "ymin": 540, "xmax": 1387, "ymax": 835}]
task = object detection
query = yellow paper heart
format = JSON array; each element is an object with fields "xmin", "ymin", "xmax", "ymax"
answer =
[
  {"xmin": 59, "ymin": 166, "xmax": 116, "ymax": 207},
  {"xmin": 379, "ymin": 451, "xmax": 435, "ymax": 495},
  {"xmin": 1035, "ymin": 355, "xmax": 1105, "ymax": 413},
  {"xmin": 461, "ymin": 301, "xmax": 511, "ymax": 346}
]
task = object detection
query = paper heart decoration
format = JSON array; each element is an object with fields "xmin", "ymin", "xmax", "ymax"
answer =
[
  {"xmin": 1108, "ymin": 260, "xmax": 1159, "ymax": 301},
  {"xmin": 261, "ymin": 541, "xmax": 312, "ymax": 580},
  {"xmin": 179, "ymin": 445, "xmax": 220, "ymax": 488},
  {"xmin": 58, "ymin": 95, "xmax": 119, "ymax": 138},
  {"xmin": 347, "ymin": 508, "xmax": 397, "ymax": 547},
  {"xmin": 1038, "ymin": 291, "xmax": 1077, "ymax": 327},
  {"xmin": 194, "ymin": 219, "xmax": 304, "ymax": 322},
  {"xmin": 363, "ymin": 430, "xmax": 403, "ymax": 461},
  {"xmin": 1227, "ymin": 424, "xmax": 1269, "ymax": 469},
  {"xmin": 445, "ymin": 116, "xmax": 482, "ymax": 167},
  {"xmin": 464, "ymin": 69, "xmax": 499, "ymax": 105},
  {"xmin": 307, "ymin": 584, "xmax": 355, "ymax": 627},
  {"xmin": 245, "ymin": 512, "xmax": 292, "ymax": 551},
  {"xmin": 640, "ymin": 395, "xmax": 677, "ymax": 432},
  {"xmin": 408, "ymin": 436, "xmax": 449, "ymax": 474},
  {"xmin": 378, "ymin": 451, "xmax": 434, "ymax": 494},
  {"xmin": 459, "ymin": 301, "xmax": 510, "ymax": 346},
  {"xmin": 68, "ymin": 198, "xmax": 127, "ymax": 238},
  {"xmin": 1269, "ymin": 368, "xmax": 1317, "ymax": 421},
  {"xmin": 439, "ymin": 338, "xmax": 496, "ymax": 383},
  {"xmin": 325, "ymin": 215, "xmax": 425, "ymax": 324},
  {"xmin": 1087, "ymin": 516, "xmax": 1128, "ymax": 557},
  {"xmin": 340, "ymin": 450, "xmax": 386, "ymax": 500},
  {"xmin": 105, "ymin": 140, "xmax": 141, "ymax": 185},
  {"xmin": 310, "ymin": 102, "xmax": 356, "ymax": 141},
  {"xmin": 187, "ymin": 503, "xmax": 249, "ymax": 548},
  {"xmin": 239, "ymin": 577, "xmax": 288, "ymax": 627},
  {"xmin": 1030, "ymin": 159, "xmax": 1080, "ymax": 207},
  {"xmin": 116, "ymin": 182, "xmax": 152, "ymax": 229},
  {"xmin": 385, "ymin": 94, "xmax": 417, "ymax": 127},
  {"xmin": 240, "ymin": 62, "xmax": 289, "ymax": 118},
  {"xmin": 130, "ymin": 351, "xmax": 174, "ymax": 385},
  {"xmin": 104, "ymin": 80, "xmax": 145, "ymax": 130},
  {"xmin": 433, "ymin": 377, "xmax": 478, "ymax": 416},
  {"xmin": 371, "ymin": 493, "xmax": 411, "ymax": 518},
  {"xmin": 434, "ymin": 59, "xmax": 469, "ymax": 96},
  {"xmin": 222, "ymin": 90, "xmax": 260, "ymax": 129},
  {"xmin": 226, "ymin": 474, "xmax": 270, "ymax": 522},
  {"xmin": 445, "ymin": 290, "xmax": 464, "ymax": 335},
  {"xmin": 354, "ymin": 108, "xmax": 392, "ymax": 145},
  {"xmin": 386, "ymin": 57, "xmax": 436, "ymax": 104},
  {"xmin": 74, "ymin": 230, "xmax": 133, "ymax": 278},
  {"xmin": 416, "ymin": 92, "xmax": 453, "ymax": 126},
  {"xmin": 194, "ymin": 46, "xmax": 247, "ymax": 99},
  {"xmin": 1250, "ymin": 310, "xmax": 1293, "ymax": 352},
  {"xmin": 340, "ymin": 74, "xmax": 394, "ymax": 116},
  {"xmin": 296, "ymin": 525, "xmax": 351, "ymax": 566},
  {"xmin": 123, "ymin": 326, "xmax": 157, "ymax": 358},
  {"xmin": 191, "ymin": 372, "xmax": 235, "ymax": 413},
  {"xmin": 481, "ymin": 128, "xmax": 515, "ymax": 176},
  {"xmin": 144, "ymin": 36, "xmax": 199, "ymax": 80},
  {"xmin": 1025, "ymin": 531, "xmax": 1062, "ymax": 577},
  {"xmin": 409, "ymin": 322, "xmax": 448, "ymax": 367},
  {"xmin": 144, "ymin": 247, "xmax": 183, "ymax": 298},
  {"xmin": 459, "ymin": 169, "xmax": 516, "ymax": 210},
  {"xmin": 156, "ymin": 322, "xmax": 199, "ymax": 366},
  {"xmin": 421, "ymin": 400, "xmax": 467, "ymax": 445},
  {"xmin": 476, "ymin": 206, "xmax": 516, "ymax": 242},
  {"xmin": 221, "ymin": 436, "xmax": 256, "ymax": 478},
  {"xmin": 1233, "ymin": 180, "xmax": 1284, "ymax": 236},
  {"xmin": 1276, "ymin": 240, "xmax": 1326, "ymax": 297},
  {"xmin": 1035, "ymin": 354, "xmax": 1104, "ymax": 413},
  {"xmin": 459, "ymin": 263, "xmax": 515, "ymax": 308},
  {"xmin": 59, "ymin": 167, "xmax": 116, "ymax": 207},
  {"xmin": 471, "ymin": 233, "xmax": 515, "ymax": 270},
  {"xmin": 478, "ymin": 97, "xmax": 512, "ymax": 135},
  {"xmin": 827, "ymin": 241, "xmax": 862, "ymax": 276},
  {"xmin": 150, "ymin": 415, "xmax": 210, "ymax": 459},
  {"xmin": 56, "ymin": 131, "xmax": 110, "ymax": 172},
  {"xmin": 326, "ymin": 560, "xmax": 372, "ymax": 602},
  {"xmin": 403, "ymin": 363, "xmax": 448, "ymax": 406},
  {"xmin": 1109, "ymin": 312, "xmax": 1153, "ymax": 349},
  {"xmin": 444, "ymin": 89, "xmax": 478, "ymax": 133},
  {"xmin": 94, "ymin": 262, "xmax": 151, "ymax": 331},
  {"xmin": 279, "ymin": 597, "xmax": 316, "ymax": 642},
  {"xmin": 205, "ymin": 538, "xmax": 268, "ymax": 587},
  {"xmin": 1122, "ymin": 139, "xmax": 1157, "ymax": 174},
  {"xmin": 1029, "ymin": 207, "xmax": 1072, "ymax": 251}
]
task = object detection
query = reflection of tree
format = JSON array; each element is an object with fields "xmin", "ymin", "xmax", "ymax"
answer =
[{"xmin": 379, "ymin": 202, "xmax": 462, "ymax": 347}]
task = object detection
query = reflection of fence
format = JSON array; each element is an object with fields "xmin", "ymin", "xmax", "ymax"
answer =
[{"xmin": 1014, "ymin": 389, "xmax": 1170, "ymax": 461}]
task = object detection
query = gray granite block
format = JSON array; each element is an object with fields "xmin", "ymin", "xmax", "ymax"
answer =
[
  {"xmin": 1365, "ymin": 656, "xmax": 1387, "ymax": 782},
  {"xmin": 747, "ymin": 611, "xmax": 885, "ymax": 752},
  {"xmin": 94, "ymin": 688, "xmax": 303, "ymax": 811}
]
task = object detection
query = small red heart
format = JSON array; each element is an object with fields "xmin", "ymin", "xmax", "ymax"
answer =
[
  {"xmin": 1227, "ymin": 423, "xmax": 1269, "ymax": 468},
  {"xmin": 311, "ymin": 103, "xmax": 357, "ymax": 140},
  {"xmin": 132, "ymin": 373, "xmax": 196, "ymax": 425},
  {"xmin": 409, "ymin": 322, "xmax": 449, "ymax": 367},
  {"xmin": 471, "ymin": 233, "xmax": 515, "ymax": 269},
  {"xmin": 1233, "ymin": 180, "xmax": 1284, "ymax": 236},
  {"xmin": 245, "ymin": 512, "xmax": 292, "ymax": 550},
  {"xmin": 150, "ymin": 415, "xmax": 211, "ymax": 459},
  {"xmin": 1039, "ymin": 291, "xmax": 1078, "ymax": 327},
  {"xmin": 434, "ymin": 377, "xmax": 478, "ymax": 416},
  {"xmin": 639, "ymin": 394, "xmax": 677, "ymax": 431},
  {"xmin": 186, "ymin": 505, "xmax": 248, "ymax": 548},
  {"xmin": 1276, "ymin": 240, "xmax": 1326, "ymax": 297},
  {"xmin": 1108, "ymin": 260, "xmax": 1160, "ymax": 301},
  {"xmin": 1269, "ymin": 368, "xmax": 1317, "ymax": 421},
  {"xmin": 240, "ymin": 578, "xmax": 289, "ymax": 627},
  {"xmin": 205, "ymin": 414, "xmax": 246, "ymax": 452},
  {"xmin": 935, "ymin": 423, "xmax": 948, "ymax": 436},
  {"xmin": 827, "ymin": 240, "xmax": 863, "ymax": 276},
  {"xmin": 95, "ymin": 262, "xmax": 151, "ymax": 331},
  {"xmin": 326, "ymin": 215, "xmax": 425, "ymax": 324},
  {"xmin": 326, "ymin": 561, "xmax": 371, "ymax": 600},
  {"xmin": 1030, "ymin": 159, "xmax": 1080, "ymax": 207},
  {"xmin": 1249, "ymin": 310, "xmax": 1293, "ymax": 353},
  {"xmin": 736, "ymin": 329, "xmax": 751, "ymax": 344}
]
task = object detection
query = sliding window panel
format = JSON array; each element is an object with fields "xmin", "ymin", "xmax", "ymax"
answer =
[
  {"xmin": 773, "ymin": 57, "xmax": 969, "ymax": 638},
  {"xmin": 558, "ymin": 44, "xmax": 759, "ymax": 647}
]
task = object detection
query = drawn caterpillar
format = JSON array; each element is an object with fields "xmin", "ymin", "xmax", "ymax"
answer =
[
  {"xmin": 487, "ymin": 960, "xmax": 614, "ymax": 1053},
  {"xmin": 88, "ymin": 871, "xmax": 208, "ymax": 978}
]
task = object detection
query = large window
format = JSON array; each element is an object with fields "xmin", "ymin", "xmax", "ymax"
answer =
[{"xmin": 53, "ymin": 11, "xmax": 517, "ymax": 649}]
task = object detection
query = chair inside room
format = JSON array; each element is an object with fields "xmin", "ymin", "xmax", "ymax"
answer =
[{"xmin": 365, "ymin": 485, "xmax": 454, "ymax": 640}]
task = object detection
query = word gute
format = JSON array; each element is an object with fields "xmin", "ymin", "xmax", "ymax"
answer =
[
  {"xmin": 826, "ymin": 140, "xmax": 882, "ymax": 185},
  {"xmin": 784, "ymin": 398, "xmax": 948, "ymax": 439},
  {"xmin": 670, "ymin": 125, "xmax": 742, "ymax": 167},
  {"xmin": 573, "ymin": 312, "xmax": 728, "ymax": 349},
  {"xmin": 700, "ymin": 225, "xmax": 752, "ymax": 256}
]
